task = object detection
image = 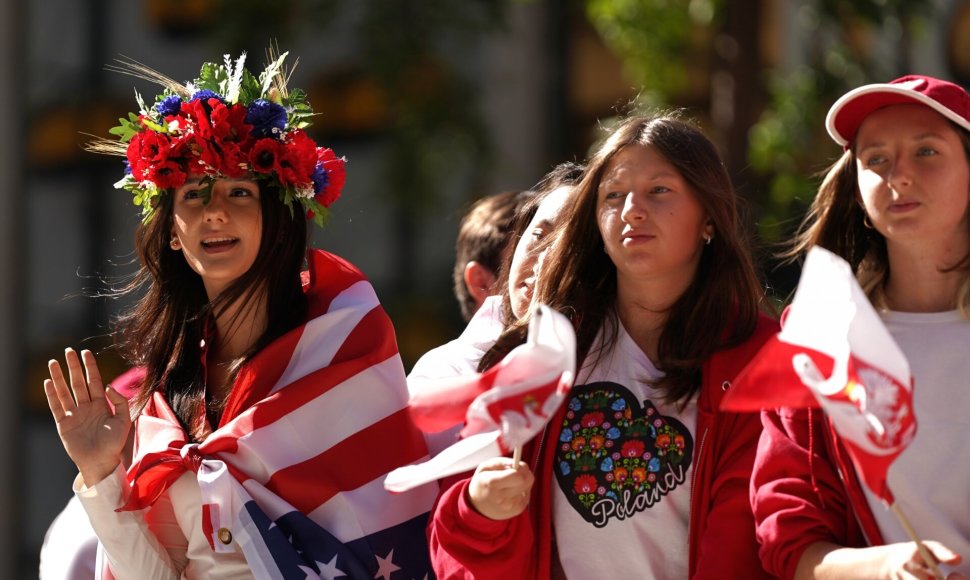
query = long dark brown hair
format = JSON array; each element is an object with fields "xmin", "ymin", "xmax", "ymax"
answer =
[
  {"xmin": 482, "ymin": 114, "xmax": 767, "ymax": 406},
  {"xmin": 487, "ymin": 162, "xmax": 585, "ymax": 338},
  {"xmin": 787, "ymin": 122, "xmax": 970, "ymax": 314},
  {"xmin": 116, "ymin": 182, "xmax": 308, "ymax": 436}
]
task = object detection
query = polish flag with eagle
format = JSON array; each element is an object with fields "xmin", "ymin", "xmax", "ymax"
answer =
[
  {"xmin": 722, "ymin": 247, "xmax": 917, "ymax": 503},
  {"xmin": 385, "ymin": 304, "xmax": 577, "ymax": 493},
  {"xmin": 107, "ymin": 249, "xmax": 438, "ymax": 579}
]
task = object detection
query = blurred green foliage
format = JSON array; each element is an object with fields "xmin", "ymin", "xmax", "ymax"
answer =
[
  {"xmin": 587, "ymin": 0, "xmax": 718, "ymax": 105},
  {"xmin": 585, "ymin": 0, "xmax": 936, "ymax": 245}
]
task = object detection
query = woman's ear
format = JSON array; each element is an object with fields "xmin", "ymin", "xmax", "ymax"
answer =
[
  {"xmin": 703, "ymin": 219, "xmax": 714, "ymax": 240},
  {"xmin": 170, "ymin": 229, "xmax": 181, "ymax": 250}
]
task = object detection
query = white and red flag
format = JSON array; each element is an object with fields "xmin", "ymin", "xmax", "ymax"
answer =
[
  {"xmin": 722, "ymin": 247, "xmax": 916, "ymax": 503},
  {"xmin": 384, "ymin": 304, "xmax": 577, "ymax": 492}
]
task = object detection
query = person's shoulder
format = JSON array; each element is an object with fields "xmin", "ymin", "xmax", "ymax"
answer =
[
  {"xmin": 408, "ymin": 335, "xmax": 488, "ymax": 384},
  {"xmin": 39, "ymin": 496, "xmax": 98, "ymax": 580},
  {"xmin": 708, "ymin": 311, "xmax": 779, "ymax": 374},
  {"xmin": 306, "ymin": 248, "xmax": 367, "ymax": 282},
  {"xmin": 303, "ymin": 249, "xmax": 376, "ymax": 315},
  {"xmin": 110, "ymin": 366, "xmax": 147, "ymax": 400},
  {"xmin": 753, "ymin": 311, "xmax": 781, "ymax": 342}
]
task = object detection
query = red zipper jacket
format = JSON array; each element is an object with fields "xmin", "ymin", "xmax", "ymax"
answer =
[
  {"xmin": 752, "ymin": 406, "xmax": 886, "ymax": 580},
  {"xmin": 429, "ymin": 313, "xmax": 778, "ymax": 579}
]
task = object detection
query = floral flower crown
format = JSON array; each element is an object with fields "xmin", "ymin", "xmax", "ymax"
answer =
[{"xmin": 86, "ymin": 49, "xmax": 346, "ymax": 227}]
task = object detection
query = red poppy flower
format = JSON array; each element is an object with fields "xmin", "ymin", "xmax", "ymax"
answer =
[
  {"xmin": 313, "ymin": 147, "xmax": 346, "ymax": 208},
  {"xmin": 581, "ymin": 412, "xmax": 604, "ymax": 428},
  {"xmin": 147, "ymin": 160, "xmax": 187, "ymax": 190},
  {"xmin": 276, "ymin": 130, "xmax": 317, "ymax": 187},
  {"xmin": 573, "ymin": 474, "xmax": 597, "ymax": 494},
  {"xmin": 209, "ymin": 102, "xmax": 252, "ymax": 145},
  {"xmin": 249, "ymin": 138, "xmax": 282, "ymax": 175},
  {"xmin": 181, "ymin": 99, "xmax": 215, "ymax": 140},
  {"xmin": 126, "ymin": 131, "xmax": 173, "ymax": 180},
  {"xmin": 621, "ymin": 440, "xmax": 645, "ymax": 458},
  {"xmin": 217, "ymin": 142, "xmax": 250, "ymax": 179}
]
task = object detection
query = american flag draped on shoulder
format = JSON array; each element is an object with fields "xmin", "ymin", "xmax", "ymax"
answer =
[
  {"xmin": 385, "ymin": 305, "xmax": 576, "ymax": 493},
  {"xmin": 115, "ymin": 249, "xmax": 438, "ymax": 579},
  {"xmin": 722, "ymin": 247, "xmax": 916, "ymax": 504}
]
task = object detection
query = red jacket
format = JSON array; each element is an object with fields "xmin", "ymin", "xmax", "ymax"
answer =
[
  {"xmin": 429, "ymin": 314, "xmax": 778, "ymax": 579},
  {"xmin": 752, "ymin": 407, "xmax": 886, "ymax": 580}
]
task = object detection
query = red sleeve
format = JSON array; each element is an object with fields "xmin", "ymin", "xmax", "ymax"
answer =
[
  {"xmin": 751, "ymin": 408, "xmax": 860, "ymax": 580},
  {"xmin": 692, "ymin": 410, "xmax": 773, "ymax": 580},
  {"xmin": 428, "ymin": 476, "xmax": 536, "ymax": 579}
]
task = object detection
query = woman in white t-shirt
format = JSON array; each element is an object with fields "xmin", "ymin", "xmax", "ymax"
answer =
[
  {"xmin": 752, "ymin": 75, "xmax": 970, "ymax": 579},
  {"xmin": 429, "ymin": 113, "xmax": 778, "ymax": 579}
]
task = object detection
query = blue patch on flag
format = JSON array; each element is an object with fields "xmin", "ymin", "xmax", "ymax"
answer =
[{"xmin": 244, "ymin": 501, "xmax": 434, "ymax": 579}]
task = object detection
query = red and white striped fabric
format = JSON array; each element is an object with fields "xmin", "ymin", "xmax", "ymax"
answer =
[
  {"xmin": 113, "ymin": 249, "xmax": 437, "ymax": 579},
  {"xmin": 385, "ymin": 304, "xmax": 576, "ymax": 493}
]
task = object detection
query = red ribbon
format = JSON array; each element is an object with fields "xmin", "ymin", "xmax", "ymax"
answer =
[{"xmin": 117, "ymin": 393, "xmax": 203, "ymax": 512}]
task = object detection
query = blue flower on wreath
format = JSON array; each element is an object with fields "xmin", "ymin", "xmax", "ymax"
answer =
[
  {"xmin": 190, "ymin": 89, "xmax": 225, "ymax": 104},
  {"xmin": 155, "ymin": 95, "xmax": 183, "ymax": 117},
  {"xmin": 123, "ymin": 160, "xmax": 132, "ymax": 175},
  {"xmin": 559, "ymin": 461, "xmax": 571, "ymax": 476},
  {"xmin": 600, "ymin": 457, "xmax": 614, "ymax": 472},
  {"xmin": 611, "ymin": 398, "xmax": 626, "ymax": 411},
  {"xmin": 606, "ymin": 427, "xmax": 621, "ymax": 440},
  {"xmin": 568, "ymin": 398, "xmax": 581, "ymax": 411},
  {"xmin": 246, "ymin": 99, "xmax": 288, "ymax": 139},
  {"xmin": 648, "ymin": 457, "xmax": 661, "ymax": 472},
  {"xmin": 310, "ymin": 162, "xmax": 329, "ymax": 193},
  {"xmin": 559, "ymin": 428, "xmax": 573, "ymax": 443}
]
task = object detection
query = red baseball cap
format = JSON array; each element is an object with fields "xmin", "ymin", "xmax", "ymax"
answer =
[{"xmin": 825, "ymin": 75, "xmax": 970, "ymax": 147}]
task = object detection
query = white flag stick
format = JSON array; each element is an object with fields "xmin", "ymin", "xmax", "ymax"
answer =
[
  {"xmin": 511, "ymin": 307, "xmax": 544, "ymax": 468},
  {"xmin": 891, "ymin": 502, "xmax": 944, "ymax": 580}
]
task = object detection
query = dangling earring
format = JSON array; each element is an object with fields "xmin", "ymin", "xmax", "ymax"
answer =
[
  {"xmin": 862, "ymin": 214, "xmax": 874, "ymax": 230},
  {"xmin": 704, "ymin": 234, "xmax": 712, "ymax": 246},
  {"xmin": 170, "ymin": 237, "xmax": 181, "ymax": 250}
]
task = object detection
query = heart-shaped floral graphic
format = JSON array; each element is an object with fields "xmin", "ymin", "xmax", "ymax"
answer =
[{"xmin": 554, "ymin": 382, "xmax": 693, "ymax": 527}]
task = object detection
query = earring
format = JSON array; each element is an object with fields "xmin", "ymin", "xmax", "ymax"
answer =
[
  {"xmin": 704, "ymin": 234, "xmax": 712, "ymax": 246},
  {"xmin": 862, "ymin": 214, "xmax": 874, "ymax": 230},
  {"xmin": 170, "ymin": 237, "xmax": 181, "ymax": 250}
]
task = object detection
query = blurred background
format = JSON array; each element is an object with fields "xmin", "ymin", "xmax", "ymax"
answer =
[{"xmin": 2, "ymin": 0, "xmax": 968, "ymax": 576}]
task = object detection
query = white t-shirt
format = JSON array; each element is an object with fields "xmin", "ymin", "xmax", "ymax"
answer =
[
  {"xmin": 407, "ymin": 295, "xmax": 504, "ymax": 456},
  {"xmin": 553, "ymin": 321, "xmax": 697, "ymax": 579},
  {"xmin": 863, "ymin": 310, "xmax": 970, "ymax": 576}
]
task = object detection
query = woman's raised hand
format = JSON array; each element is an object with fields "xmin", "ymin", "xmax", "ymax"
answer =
[
  {"xmin": 44, "ymin": 348, "xmax": 131, "ymax": 488},
  {"xmin": 467, "ymin": 457, "xmax": 535, "ymax": 521}
]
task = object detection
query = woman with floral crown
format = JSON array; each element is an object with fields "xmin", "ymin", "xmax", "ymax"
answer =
[{"xmin": 43, "ymin": 51, "xmax": 437, "ymax": 579}]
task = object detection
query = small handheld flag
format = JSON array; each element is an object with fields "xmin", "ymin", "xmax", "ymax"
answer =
[
  {"xmin": 385, "ymin": 305, "xmax": 576, "ymax": 492},
  {"xmin": 722, "ymin": 247, "xmax": 916, "ymax": 504}
]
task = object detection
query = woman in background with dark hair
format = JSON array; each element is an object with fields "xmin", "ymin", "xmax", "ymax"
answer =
[
  {"xmin": 430, "ymin": 113, "xmax": 777, "ymax": 579},
  {"xmin": 409, "ymin": 162, "xmax": 583, "ymax": 455},
  {"xmin": 43, "ymin": 52, "xmax": 436, "ymax": 579}
]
